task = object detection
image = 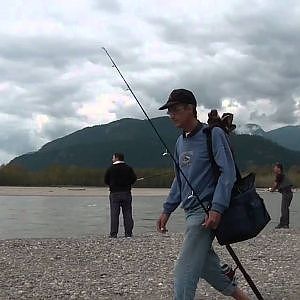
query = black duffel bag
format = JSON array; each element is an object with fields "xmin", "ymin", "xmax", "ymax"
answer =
[{"xmin": 215, "ymin": 173, "xmax": 271, "ymax": 245}]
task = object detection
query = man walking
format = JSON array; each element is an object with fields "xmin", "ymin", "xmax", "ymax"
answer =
[
  {"xmin": 156, "ymin": 89, "xmax": 249, "ymax": 299},
  {"xmin": 104, "ymin": 153, "xmax": 137, "ymax": 238}
]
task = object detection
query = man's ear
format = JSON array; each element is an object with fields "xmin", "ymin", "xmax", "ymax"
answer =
[{"xmin": 187, "ymin": 104, "xmax": 194, "ymax": 113}]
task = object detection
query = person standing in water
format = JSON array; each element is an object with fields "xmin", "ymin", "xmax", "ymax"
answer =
[{"xmin": 268, "ymin": 162, "xmax": 293, "ymax": 229}]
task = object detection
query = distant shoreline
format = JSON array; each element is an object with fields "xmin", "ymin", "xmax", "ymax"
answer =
[
  {"xmin": 0, "ymin": 186, "xmax": 170, "ymax": 197},
  {"xmin": 0, "ymin": 186, "xmax": 298, "ymax": 197}
]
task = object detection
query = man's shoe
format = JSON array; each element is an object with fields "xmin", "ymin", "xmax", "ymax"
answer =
[
  {"xmin": 109, "ymin": 234, "xmax": 117, "ymax": 238},
  {"xmin": 275, "ymin": 224, "xmax": 289, "ymax": 229},
  {"xmin": 221, "ymin": 264, "xmax": 237, "ymax": 283}
]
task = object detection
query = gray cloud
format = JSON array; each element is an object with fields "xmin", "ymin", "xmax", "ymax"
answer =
[
  {"xmin": 1, "ymin": 0, "xmax": 300, "ymax": 164},
  {"xmin": 0, "ymin": 115, "xmax": 42, "ymax": 156},
  {"xmin": 38, "ymin": 117, "xmax": 84, "ymax": 141},
  {"xmin": 0, "ymin": 34, "xmax": 99, "ymax": 69},
  {"xmin": 142, "ymin": 1, "xmax": 300, "ymax": 125},
  {"xmin": 0, "ymin": 35, "xmax": 99, "ymax": 161},
  {"xmin": 92, "ymin": 0, "xmax": 122, "ymax": 14},
  {"xmin": 0, "ymin": 115, "xmax": 83, "ymax": 165}
]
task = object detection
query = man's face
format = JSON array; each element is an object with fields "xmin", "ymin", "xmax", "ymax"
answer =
[
  {"xmin": 273, "ymin": 165, "xmax": 281, "ymax": 174},
  {"xmin": 167, "ymin": 104, "xmax": 193, "ymax": 128},
  {"xmin": 112, "ymin": 155, "xmax": 117, "ymax": 163}
]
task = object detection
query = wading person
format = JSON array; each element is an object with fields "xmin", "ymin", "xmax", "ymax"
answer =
[
  {"xmin": 268, "ymin": 162, "xmax": 293, "ymax": 229},
  {"xmin": 156, "ymin": 89, "xmax": 249, "ymax": 300},
  {"xmin": 104, "ymin": 153, "xmax": 137, "ymax": 238}
]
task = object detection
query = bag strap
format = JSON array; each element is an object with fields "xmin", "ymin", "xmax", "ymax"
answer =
[{"xmin": 204, "ymin": 126, "xmax": 242, "ymax": 183}]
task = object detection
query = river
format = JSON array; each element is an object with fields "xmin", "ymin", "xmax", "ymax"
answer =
[{"xmin": 0, "ymin": 188, "xmax": 298, "ymax": 239}]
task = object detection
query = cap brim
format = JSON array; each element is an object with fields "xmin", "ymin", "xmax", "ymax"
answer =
[{"xmin": 158, "ymin": 101, "xmax": 180, "ymax": 110}]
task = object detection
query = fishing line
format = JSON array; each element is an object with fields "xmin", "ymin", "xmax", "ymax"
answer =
[{"xmin": 102, "ymin": 47, "xmax": 264, "ymax": 300}]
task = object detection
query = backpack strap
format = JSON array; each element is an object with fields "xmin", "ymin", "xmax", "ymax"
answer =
[
  {"xmin": 204, "ymin": 126, "xmax": 242, "ymax": 183},
  {"xmin": 204, "ymin": 127, "xmax": 221, "ymax": 183}
]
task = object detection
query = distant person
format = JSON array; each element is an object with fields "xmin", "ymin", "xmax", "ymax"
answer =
[
  {"xmin": 104, "ymin": 153, "xmax": 137, "ymax": 238},
  {"xmin": 268, "ymin": 162, "xmax": 293, "ymax": 229},
  {"xmin": 156, "ymin": 89, "xmax": 249, "ymax": 300}
]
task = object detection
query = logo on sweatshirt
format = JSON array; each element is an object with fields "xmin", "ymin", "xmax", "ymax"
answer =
[{"xmin": 180, "ymin": 151, "xmax": 193, "ymax": 167}]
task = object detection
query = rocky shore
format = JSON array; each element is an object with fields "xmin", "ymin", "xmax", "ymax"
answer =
[{"xmin": 0, "ymin": 230, "xmax": 299, "ymax": 299}]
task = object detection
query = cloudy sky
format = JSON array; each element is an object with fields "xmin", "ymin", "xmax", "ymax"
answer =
[{"xmin": 1, "ymin": 0, "xmax": 300, "ymax": 164}]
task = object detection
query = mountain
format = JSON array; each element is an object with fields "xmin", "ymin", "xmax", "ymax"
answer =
[
  {"xmin": 235, "ymin": 123, "xmax": 300, "ymax": 151},
  {"xmin": 230, "ymin": 134, "xmax": 300, "ymax": 168},
  {"xmin": 9, "ymin": 117, "xmax": 180, "ymax": 171},
  {"xmin": 264, "ymin": 125, "xmax": 300, "ymax": 151},
  {"xmin": 9, "ymin": 117, "xmax": 300, "ymax": 171}
]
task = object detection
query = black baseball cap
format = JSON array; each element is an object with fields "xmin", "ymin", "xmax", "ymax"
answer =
[{"xmin": 159, "ymin": 89, "xmax": 197, "ymax": 110}]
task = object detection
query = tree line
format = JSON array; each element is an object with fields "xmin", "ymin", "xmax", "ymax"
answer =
[{"xmin": 0, "ymin": 164, "xmax": 299, "ymax": 188}]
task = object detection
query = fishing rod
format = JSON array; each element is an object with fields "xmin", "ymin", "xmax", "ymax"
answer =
[
  {"xmin": 136, "ymin": 150, "xmax": 172, "ymax": 181},
  {"xmin": 136, "ymin": 171, "xmax": 172, "ymax": 182},
  {"xmin": 102, "ymin": 47, "xmax": 264, "ymax": 300}
]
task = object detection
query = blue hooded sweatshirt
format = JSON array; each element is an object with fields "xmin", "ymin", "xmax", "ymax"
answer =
[{"xmin": 163, "ymin": 122, "xmax": 236, "ymax": 215}]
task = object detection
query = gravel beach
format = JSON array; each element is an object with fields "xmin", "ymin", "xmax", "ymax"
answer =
[{"xmin": 0, "ymin": 230, "xmax": 299, "ymax": 300}]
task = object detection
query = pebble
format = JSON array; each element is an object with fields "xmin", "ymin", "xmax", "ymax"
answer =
[{"xmin": 0, "ymin": 230, "xmax": 299, "ymax": 299}]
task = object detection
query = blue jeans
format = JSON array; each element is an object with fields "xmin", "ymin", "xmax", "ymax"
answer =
[{"xmin": 174, "ymin": 204, "xmax": 237, "ymax": 299}]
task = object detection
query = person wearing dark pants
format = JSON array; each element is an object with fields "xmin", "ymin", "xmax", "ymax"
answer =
[
  {"xmin": 269, "ymin": 162, "xmax": 293, "ymax": 229},
  {"xmin": 109, "ymin": 191, "xmax": 134, "ymax": 237},
  {"xmin": 104, "ymin": 153, "xmax": 137, "ymax": 238},
  {"xmin": 279, "ymin": 192, "xmax": 293, "ymax": 227}
]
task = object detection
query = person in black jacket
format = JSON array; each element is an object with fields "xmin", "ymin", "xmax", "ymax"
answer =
[
  {"xmin": 268, "ymin": 162, "xmax": 293, "ymax": 229},
  {"xmin": 104, "ymin": 153, "xmax": 137, "ymax": 238}
]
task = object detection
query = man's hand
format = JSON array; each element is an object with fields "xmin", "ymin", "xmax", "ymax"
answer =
[
  {"xmin": 202, "ymin": 210, "xmax": 222, "ymax": 230},
  {"xmin": 156, "ymin": 213, "xmax": 170, "ymax": 233}
]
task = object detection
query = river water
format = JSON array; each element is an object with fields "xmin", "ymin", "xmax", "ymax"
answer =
[{"xmin": 0, "ymin": 190, "xmax": 298, "ymax": 239}]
